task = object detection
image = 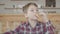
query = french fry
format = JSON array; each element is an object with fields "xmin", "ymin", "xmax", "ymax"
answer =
[{"xmin": 35, "ymin": 13, "xmax": 43, "ymax": 22}]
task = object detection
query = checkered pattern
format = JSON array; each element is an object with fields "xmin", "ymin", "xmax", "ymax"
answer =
[{"xmin": 4, "ymin": 21, "xmax": 55, "ymax": 34}]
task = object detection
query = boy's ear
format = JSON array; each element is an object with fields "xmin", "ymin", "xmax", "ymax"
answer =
[{"xmin": 25, "ymin": 14, "xmax": 28, "ymax": 18}]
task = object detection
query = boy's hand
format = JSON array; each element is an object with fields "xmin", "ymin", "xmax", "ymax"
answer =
[{"xmin": 35, "ymin": 12, "xmax": 48, "ymax": 23}]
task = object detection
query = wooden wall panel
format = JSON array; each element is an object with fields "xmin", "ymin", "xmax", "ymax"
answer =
[{"xmin": 0, "ymin": 14, "xmax": 60, "ymax": 33}]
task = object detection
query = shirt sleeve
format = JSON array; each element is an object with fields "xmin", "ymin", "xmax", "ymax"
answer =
[{"xmin": 43, "ymin": 20, "xmax": 55, "ymax": 34}]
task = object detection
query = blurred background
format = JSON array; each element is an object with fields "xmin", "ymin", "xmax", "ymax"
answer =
[{"xmin": 0, "ymin": 0, "xmax": 60, "ymax": 34}]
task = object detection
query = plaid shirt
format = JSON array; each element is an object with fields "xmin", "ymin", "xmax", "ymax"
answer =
[{"xmin": 4, "ymin": 21, "xmax": 55, "ymax": 34}]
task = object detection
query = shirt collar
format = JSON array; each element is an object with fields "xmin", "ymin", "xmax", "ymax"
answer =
[{"xmin": 25, "ymin": 21, "xmax": 41, "ymax": 26}]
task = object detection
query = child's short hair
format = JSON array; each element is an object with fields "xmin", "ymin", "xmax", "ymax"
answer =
[{"xmin": 23, "ymin": 2, "xmax": 38, "ymax": 13}]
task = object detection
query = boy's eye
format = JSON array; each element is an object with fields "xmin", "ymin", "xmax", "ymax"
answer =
[
  {"xmin": 36, "ymin": 10, "xmax": 38, "ymax": 11},
  {"xmin": 36, "ymin": 10, "xmax": 39, "ymax": 12},
  {"xmin": 30, "ymin": 9, "xmax": 39, "ymax": 12},
  {"xmin": 30, "ymin": 10, "xmax": 34, "ymax": 11}
]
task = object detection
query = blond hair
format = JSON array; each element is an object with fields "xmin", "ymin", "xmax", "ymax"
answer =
[{"xmin": 23, "ymin": 2, "xmax": 38, "ymax": 13}]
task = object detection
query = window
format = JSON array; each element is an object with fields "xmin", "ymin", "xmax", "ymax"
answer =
[{"xmin": 46, "ymin": 0, "xmax": 56, "ymax": 7}]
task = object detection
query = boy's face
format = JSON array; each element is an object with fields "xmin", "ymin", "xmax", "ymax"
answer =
[{"xmin": 26, "ymin": 5, "xmax": 38, "ymax": 20}]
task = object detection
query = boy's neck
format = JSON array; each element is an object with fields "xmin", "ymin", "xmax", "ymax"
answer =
[{"xmin": 28, "ymin": 19, "xmax": 37, "ymax": 28}]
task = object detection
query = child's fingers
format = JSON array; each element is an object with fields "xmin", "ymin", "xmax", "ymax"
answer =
[
  {"xmin": 35, "ymin": 13, "xmax": 43, "ymax": 22},
  {"xmin": 35, "ymin": 13, "xmax": 40, "ymax": 18}
]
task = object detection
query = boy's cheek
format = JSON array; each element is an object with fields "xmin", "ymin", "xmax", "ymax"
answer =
[
  {"xmin": 27, "ymin": 14, "xmax": 36, "ymax": 19},
  {"xmin": 27, "ymin": 12, "xmax": 36, "ymax": 18}
]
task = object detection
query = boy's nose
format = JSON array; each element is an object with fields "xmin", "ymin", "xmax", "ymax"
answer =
[{"xmin": 34, "ymin": 11, "xmax": 37, "ymax": 13}]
